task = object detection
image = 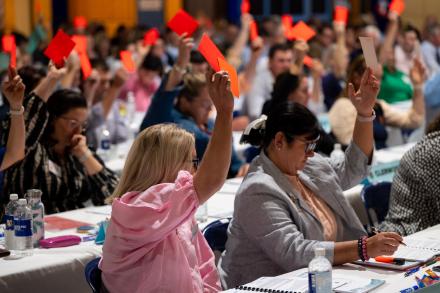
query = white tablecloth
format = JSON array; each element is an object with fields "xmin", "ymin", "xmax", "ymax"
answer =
[{"xmin": 224, "ymin": 224, "xmax": 440, "ymax": 292}]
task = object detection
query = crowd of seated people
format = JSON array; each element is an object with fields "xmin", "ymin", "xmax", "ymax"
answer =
[{"xmin": 1, "ymin": 6, "xmax": 440, "ymax": 292}]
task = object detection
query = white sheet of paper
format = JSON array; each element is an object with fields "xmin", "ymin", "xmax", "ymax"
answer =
[{"xmin": 359, "ymin": 37, "xmax": 379, "ymax": 71}]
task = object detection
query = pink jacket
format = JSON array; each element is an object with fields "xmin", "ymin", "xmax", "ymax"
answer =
[{"xmin": 99, "ymin": 171, "xmax": 221, "ymax": 293}]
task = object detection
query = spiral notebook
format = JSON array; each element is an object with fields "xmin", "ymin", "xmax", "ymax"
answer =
[{"xmin": 230, "ymin": 273, "xmax": 384, "ymax": 293}]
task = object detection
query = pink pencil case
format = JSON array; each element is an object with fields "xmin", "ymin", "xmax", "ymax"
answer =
[{"xmin": 40, "ymin": 235, "xmax": 82, "ymax": 248}]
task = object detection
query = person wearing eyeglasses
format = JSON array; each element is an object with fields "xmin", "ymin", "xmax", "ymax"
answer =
[
  {"xmin": 99, "ymin": 70, "xmax": 234, "ymax": 293},
  {"xmin": 218, "ymin": 69, "xmax": 403, "ymax": 289},
  {"xmin": 2, "ymin": 63, "xmax": 118, "ymax": 214}
]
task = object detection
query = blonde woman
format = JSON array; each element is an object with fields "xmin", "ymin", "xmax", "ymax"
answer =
[{"xmin": 99, "ymin": 70, "xmax": 234, "ymax": 293}]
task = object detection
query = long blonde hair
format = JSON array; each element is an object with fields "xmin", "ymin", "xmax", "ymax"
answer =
[{"xmin": 107, "ymin": 124, "xmax": 195, "ymax": 203}]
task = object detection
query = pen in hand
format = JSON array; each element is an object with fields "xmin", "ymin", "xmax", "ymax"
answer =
[{"xmin": 372, "ymin": 227, "xmax": 407, "ymax": 246}]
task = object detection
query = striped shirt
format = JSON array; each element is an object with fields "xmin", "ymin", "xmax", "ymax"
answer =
[{"xmin": 2, "ymin": 94, "xmax": 119, "ymax": 214}]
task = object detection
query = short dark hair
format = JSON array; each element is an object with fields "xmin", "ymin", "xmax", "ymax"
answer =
[
  {"xmin": 268, "ymin": 43, "xmax": 291, "ymax": 60},
  {"xmin": 242, "ymin": 101, "xmax": 320, "ymax": 150},
  {"xmin": 190, "ymin": 51, "xmax": 206, "ymax": 65},
  {"xmin": 43, "ymin": 89, "xmax": 88, "ymax": 145},
  {"xmin": 403, "ymin": 24, "xmax": 422, "ymax": 41},
  {"xmin": 140, "ymin": 53, "xmax": 164, "ymax": 76}
]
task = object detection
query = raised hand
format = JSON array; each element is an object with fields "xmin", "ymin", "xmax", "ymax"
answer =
[
  {"xmin": 2, "ymin": 67, "xmax": 25, "ymax": 110},
  {"xmin": 348, "ymin": 68, "xmax": 380, "ymax": 117},
  {"xmin": 47, "ymin": 60, "xmax": 68, "ymax": 80},
  {"xmin": 176, "ymin": 33, "xmax": 194, "ymax": 69},
  {"xmin": 206, "ymin": 69, "xmax": 234, "ymax": 115},
  {"xmin": 409, "ymin": 58, "xmax": 426, "ymax": 86}
]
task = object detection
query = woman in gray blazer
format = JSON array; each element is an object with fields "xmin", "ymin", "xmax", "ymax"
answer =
[{"xmin": 218, "ymin": 68, "xmax": 403, "ymax": 289}]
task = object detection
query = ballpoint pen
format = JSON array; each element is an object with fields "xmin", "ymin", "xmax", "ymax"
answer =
[{"xmin": 372, "ymin": 227, "xmax": 407, "ymax": 246}]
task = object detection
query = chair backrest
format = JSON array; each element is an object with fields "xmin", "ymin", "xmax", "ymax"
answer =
[
  {"xmin": 202, "ymin": 218, "xmax": 230, "ymax": 252},
  {"xmin": 85, "ymin": 257, "xmax": 102, "ymax": 293},
  {"xmin": 361, "ymin": 182, "xmax": 392, "ymax": 228}
]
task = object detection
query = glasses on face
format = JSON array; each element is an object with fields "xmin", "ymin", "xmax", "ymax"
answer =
[
  {"xmin": 59, "ymin": 116, "xmax": 88, "ymax": 131},
  {"xmin": 191, "ymin": 158, "xmax": 200, "ymax": 170},
  {"xmin": 296, "ymin": 135, "xmax": 320, "ymax": 153}
]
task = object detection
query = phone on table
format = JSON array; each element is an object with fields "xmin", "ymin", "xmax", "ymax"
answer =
[{"xmin": 0, "ymin": 248, "xmax": 11, "ymax": 258}]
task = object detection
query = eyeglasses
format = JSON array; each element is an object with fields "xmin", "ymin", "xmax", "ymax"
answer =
[
  {"xmin": 191, "ymin": 158, "xmax": 200, "ymax": 170},
  {"xmin": 58, "ymin": 116, "xmax": 88, "ymax": 131},
  {"xmin": 296, "ymin": 135, "xmax": 320, "ymax": 153}
]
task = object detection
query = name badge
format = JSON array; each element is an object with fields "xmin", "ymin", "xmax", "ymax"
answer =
[{"xmin": 48, "ymin": 160, "xmax": 61, "ymax": 177}]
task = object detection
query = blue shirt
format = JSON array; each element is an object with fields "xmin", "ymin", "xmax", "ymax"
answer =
[{"xmin": 140, "ymin": 75, "xmax": 244, "ymax": 177}]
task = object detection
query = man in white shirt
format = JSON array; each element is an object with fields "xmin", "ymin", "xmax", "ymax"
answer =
[
  {"xmin": 395, "ymin": 25, "xmax": 425, "ymax": 76},
  {"xmin": 242, "ymin": 43, "xmax": 293, "ymax": 121},
  {"xmin": 422, "ymin": 24, "xmax": 440, "ymax": 77}
]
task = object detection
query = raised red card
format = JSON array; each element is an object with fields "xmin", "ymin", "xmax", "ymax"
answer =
[
  {"xmin": 167, "ymin": 9, "xmax": 199, "ymax": 37},
  {"xmin": 303, "ymin": 55, "xmax": 314, "ymax": 68},
  {"xmin": 120, "ymin": 50, "xmax": 136, "ymax": 73},
  {"xmin": 2, "ymin": 35, "xmax": 15, "ymax": 53},
  {"xmin": 218, "ymin": 58, "xmax": 240, "ymax": 98},
  {"xmin": 74, "ymin": 16, "xmax": 88, "ymax": 29},
  {"xmin": 241, "ymin": 0, "xmax": 250, "ymax": 14},
  {"xmin": 44, "ymin": 29, "xmax": 75, "ymax": 67},
  {"xmin": 334, "ymin": 6, "xmax": 349, "ymax": 25},
  {"xmin": 249, "ymin": 20, "xmax": 259, "ymax": 42},
  {"xmin": 198, "ymin": 33, "xmax": 225, "ymax": 72},
  {"xmin": 79, "ymin": 53, "xmax": 92, "ymax": 79},
  {"xmin": 282, "ymin": 15, "xmax": 293, "ymax": 39},
  {"xmin": 290, "ymin": 21, "xmax": 316, "ymax": 42},
  {"xmin": 144, "ymin": 28, "xmax": 160, "ymax": 46},
  {"xmin": 10, "ymin": 44, "xmax": 16, "ymax": 68},
  {"xmin": 389, "ymin": 0, "xmax": 405, "ymax": 16},
  {"xmin": 72, "ymin": 35, "xmax": 87, "ymax": 55}
]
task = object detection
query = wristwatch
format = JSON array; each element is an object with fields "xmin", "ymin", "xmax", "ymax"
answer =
[
  {"xmin": 357, "ymin": 109, "xmax": 376, "ymax": 122},
  {"xmin": 9, "ymin": 106, "xmax": 24, "ymax": 116}
]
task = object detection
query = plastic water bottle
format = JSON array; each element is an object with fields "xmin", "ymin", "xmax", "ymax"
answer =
[
  {"xmin": 330, "ymin": 143, "xmax": 345, "ymax": 161},
  {"xmin": 4, "ymin": 194, "xmax": 19, "ymax": 250},
  {"xmin": 126, "ymin": 91, "xmax": 138, "ymax": 138},
  {"xmin": 99, "ymin": 127, "xmax": 111, "ymax": 161},
  {"xmin": 26, "ymin": 189, "xmax": 45, "ymax": 247},
  {"xmin": 14, "ymin": 199, "xmax": 33, "ymax": 257},
  {"xmin": 308, "ymin": 247, "xmax": 332, "ymax": 293}
]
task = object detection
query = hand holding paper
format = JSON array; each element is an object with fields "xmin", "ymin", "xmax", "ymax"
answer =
[
  {"xmin": 218, "ymin": 58, "xmax": 240, "ymax": 98},
  {"xmin": 44, "ymin": 29, "xmax": 75, "ymax": 68},
  {"xmin": 198, "ymin": 33, "xmax": 225, "ymax": 72},
  {"xmin": 334, "ymin": 6, "xmax": 349, "ymax": 25},
  {"xmin": 289, "ymin": 21, "xmax": 316, "ymax": 42},
  {"xmin": 144, "ymin": 28, "xmax": 160, "ymax": 46},
  {"xmin": 120, "ymin": 51, "xmax": 136, "ymax": 73}
]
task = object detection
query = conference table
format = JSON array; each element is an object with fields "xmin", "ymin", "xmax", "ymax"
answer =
[{"xmin": 0, "ymin": 142, "xmax": 417, "ymax": 292}]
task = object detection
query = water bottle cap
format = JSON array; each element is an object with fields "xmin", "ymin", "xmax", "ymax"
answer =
[
  {"xmin": 26, "ymin": 189, "xmax": 42, "ymax": 198},
  {"xmin": 9, "ymin": 194, "xmax": 18, "ymax": 200},
  {"xmin": 314, "ymin": 247, "xmax": 326, "ymax": 257},
  {"xmin": 334, "ymin": 143, "xmax": 342, "ymax": 150},
  {"xmin": 18, "ymin": 198, "xmax": 27, "ymax": 205}
]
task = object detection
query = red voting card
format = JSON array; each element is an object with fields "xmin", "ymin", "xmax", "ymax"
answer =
[
  {"xmin": 218, "ymin": 58, "xmax": 240, "ymax": 98},
  {"xmin": 334, "ymin": 6, "xmax": 349, "ymax": 25},
  {"xmin": 282, "ymin": 15, "xmax": 293, "ymax": 39},
  {"xmin": 303, "ymin": 55, "xmax": 314, "ymax": 68},
  {"xmin": 10, "ymin": 45, "xmax": 16, "ymax": 68},
  {"xmin": 74, "ymin": 16, "xmax": 88, "ymax": 29},
  {"xmin": 241, "ymin": 0, "xmax": 250, "ymax": 14},
  {"xmin": 290, "ymin": 21, "xmax": 316, "ymax": 42},
  {"xmin": 389, "ymin": 0, "xmax": 405, "ymax": 16},
  {"xmin": 249, "ymin": 20, "xmax": 259, "ymax": 42},
  {"xmin": 198, "ymin": 33, "xmax": 225, "ymax": 72},
  {"xmin": 79, "ymin": 53, "xmax": 92, "ymax": 79},
  {"xmin": 167, "ymin": 9, "xmax": 199, "ymax": 37},
  {"xmin": 120, "ymin": 50, "xmax": 136, "ymax": 73},
  {"xmin": 72, "ymin": 35, "xmax": 87, "ymax": 55},
  {"xmin": 144, "ymin": 28, "xmax": 160, "ymax": 46},
  {"xmin": 2, "ymin": 35, "xmax": 15, "ymax": 53},
  {"xmin": 44, "ymin": 29, "xmax": 75, "ymax": 67}
]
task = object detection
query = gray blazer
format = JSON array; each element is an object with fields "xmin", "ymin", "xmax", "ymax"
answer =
[{"xmin": 218, "ymin": 143, "xmax": 370, "ymax": 289}]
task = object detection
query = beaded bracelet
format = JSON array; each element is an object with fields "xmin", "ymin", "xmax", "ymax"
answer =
[
  {"xmin": 357, "ymin": 110, "xmax": 376, "ymax": 123},
  {"xmin": 358, "ymin": 236, "xmax": 369, "ymax": 262}
]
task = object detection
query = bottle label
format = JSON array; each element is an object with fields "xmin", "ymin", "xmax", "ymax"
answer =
[
  {"xmin": 5, "ymin": 215, "xmax": 14, "ymax": 231},
  {"xmin": 101, "ymin": 139, "xmax": 110, "ymax": 150},
  {"xmin": 14, "ymin": 219, "xmax": 32, "ymax": 237},
  {"xmin": 308, "ymin": 271, "xmax": 332, "ymax": 293}
]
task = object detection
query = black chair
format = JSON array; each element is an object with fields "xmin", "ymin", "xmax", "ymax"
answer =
[
  {"xmin": 202, "ymin": 218, "xmax": 231, "ymax": 253},
  {"xmin": 361, "ymin": 182, "xmax": 392, "ymax": 228},
  {"xmin": 85, "ymin": 257, "xmax": 102, "ymax": 293}
]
